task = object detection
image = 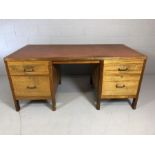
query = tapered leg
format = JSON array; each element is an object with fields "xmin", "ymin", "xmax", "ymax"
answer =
[
  {"xmin": 131, "ymin": 98, "xmax": 138, "ymax": 110},
  {"xmin": 96, "ymin": 98, "xmax": 100, "ymax": 110},
  {"xmin": 14, "ymin": 100, "xmax": 20, "ymax": 111},
  {"xmin": 51, "ymin": 96, "xmax": 56, "ymax": 111},
  {"xmin": 96, "ymin": 61, "xmax": 103, "ymax": 110}
]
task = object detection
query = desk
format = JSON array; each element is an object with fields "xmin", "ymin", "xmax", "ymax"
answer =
[{"xmin": 4, "ymin": 44, "xmax": 147, "ymax": 111}]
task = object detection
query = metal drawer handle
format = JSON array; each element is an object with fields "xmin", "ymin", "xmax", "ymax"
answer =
[
  {"xmin": 27, "ymin": 86, "xmax": 37, "ymax": 89},
  {"xmin": 118, "ymin": 66, "xmax": 128, "ymax": 71},
  {"xmin": 24, "ymin": 66, "xmax": 34, "ymax": 72},
  {"xmin": 116, "ymin": 84, "xmax": 125, "ymax": 88}
]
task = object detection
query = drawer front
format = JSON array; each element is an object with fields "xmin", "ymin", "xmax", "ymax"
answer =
[
  {"xmin": 8, "ymin": 61, "xmax": 49, "ymax": 75},
  {"xmin": 102, "ymin": 81, "xmax": 139, "ymax": 96},
  {"xmin": 103, "ymin": 73, "xmax": 141, "ymax": 82},
  {"xmin": 104, "ymin": 59, "xmax": 143, "ymax": 74},
  {"xmin": 11, "ymin": 76, "xmax": 51, "ymax": 97}
]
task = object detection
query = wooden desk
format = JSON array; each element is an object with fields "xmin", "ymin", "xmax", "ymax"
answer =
[{"xmin": 4, "ymin": 44, "xmax": 147, "ymax": 111}]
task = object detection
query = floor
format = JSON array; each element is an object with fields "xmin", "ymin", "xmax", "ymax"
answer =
[{"xmin": 0, "ymin": 75, "xmax": 155, "ymax": 135}]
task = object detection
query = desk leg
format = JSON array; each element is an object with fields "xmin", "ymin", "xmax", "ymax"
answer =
[
  {"xmin": 52, "ymin": 95, "xmax": 56, "ymax": 111},
  {"xmin": 131, "ymin": 98, "xmax": 138, "ymax": 110},
  {"xmin": 96, "ymin": 61, "xmax": 103, "ymax": 110},
  {"xmin": 5, "ymin": 61, "xmax": 20, "ymax": 112},
  {"xmin": 96, "ymin": 98, "xmax": 100, "ymax": 110},
  {"xmin": 14, "ymin": 99, "xmax": 20, "ymax": 111},
  {"xmin": 131, "ymin": 59, "xmax": 146, "ymax": 110},
  {"xmin": 50, "ymin": 63, "xmax": 58, "ymax": 111}
]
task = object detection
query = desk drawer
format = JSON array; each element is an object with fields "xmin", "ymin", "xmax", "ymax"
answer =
[
  {"xmin": 11, "ymin": 76, "xmax": 51, "ymax": 97},
  {"xmin": 102, "ymin": 81, "xmax": 139, "ymax": 96},
  {"xmin": 8, "ymin": 61, "xmax": 49, "ymax": 75},
  {"xmin": 104, "ymin": 59, "xmax": 143, "ymax": 74},
  {"xmin": 103, "ymin": 74, "xmax": 141, "ymax": 82}
]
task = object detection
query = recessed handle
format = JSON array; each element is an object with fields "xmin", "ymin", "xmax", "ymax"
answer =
[
  {"xmin": 116, "ymin": 84, "xmax": 125, "ymax": 88},
  {"xmin": 24, "ymin": 66, "xmax": 34, "ymax": 72},
  {"xmin": 27, "ymin": 86, "xmax": 36, "ymax": 89},
  {"xmin": 118, "ymin": 66, "xmax": 128, "ymax": 71}
]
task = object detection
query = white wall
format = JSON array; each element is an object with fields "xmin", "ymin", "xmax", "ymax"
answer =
[{"xmin": 0, "ymin": 19, "xmax": 155, "ymax": 75}]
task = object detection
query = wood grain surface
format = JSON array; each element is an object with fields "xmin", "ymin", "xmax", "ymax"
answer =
[
  {"xmin": 11, "ymin": 75, "xmax": 51, "ymax": 97},
  {"xmin": 102, "ymin": 81, "xmax": 139, "ymax": 96},
  {"xmin": 8, "ymin": 61, "xmax": 49, "ymax": 75}
]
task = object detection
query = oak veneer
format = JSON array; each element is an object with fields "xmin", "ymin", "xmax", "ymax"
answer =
[
  {"xmin": 11, "ymin": 75, "xmax": 51, "ymax": 97},
  {"xmin": 4, "ymin": 44, "xmax": 147, "ymax": 111},
  {"xmin": 7, "ymin": 61, "xmax": 49, "ymax": 75}
]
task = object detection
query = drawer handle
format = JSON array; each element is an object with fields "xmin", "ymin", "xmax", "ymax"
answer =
[
  {"xmin": 118, "ymin": 67, "xmax": 128, "ymax": 71},
  {"xmin": 24, "ymin": 67, "xmax": 34, "ymax": 72},
  {"xmin": 27, "ymin": 86, "xmax": 37, "ymax": 89},
  {"xmin": 116, "ymin": 84, "xmax": 125, "ymax": 88}
]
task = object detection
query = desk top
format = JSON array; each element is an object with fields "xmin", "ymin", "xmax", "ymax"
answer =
[{"xmin": 5, "ymin": 44, "xmax": 146, "ymax": 61}]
